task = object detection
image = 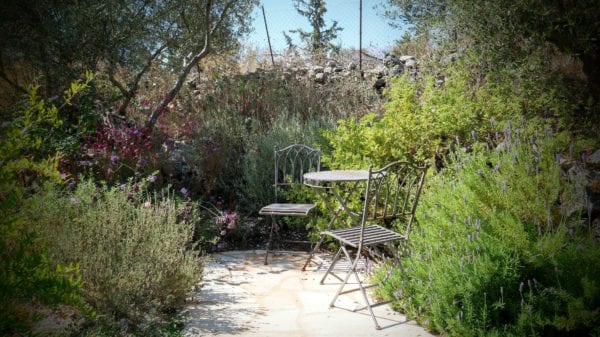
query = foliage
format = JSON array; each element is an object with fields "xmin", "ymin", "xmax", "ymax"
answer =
[
  {"xmin": 373, "ymin": 121, "xmax": 600, "ymax": 336},
  {"xmin": 324, "ymin": 56, "xmax": 576, "ymax": 169},
  {"xmin": 71, "ymin": 120, "xmax": 159, "ymax": 184},
  {"xmin": 284, "ymin": 0, "xmax": 343, "ymax": 58},
  {"xmin": 0, "ymin": 78, "xmax": 93, "ymax": 334},
  {"xmin": 383, "ymin": 0, "xmax": 599, "ymax": 121},
  {"xmin": 0, "ymin": 0, "xmax": 257, "ymax": 126},
  {"xmin": 22, "ymin": 178, "xmax": 202, "ymax": 333},
  {"xmin": 175, "ymin": 68, "xmax": 376, "ymax": 211}
]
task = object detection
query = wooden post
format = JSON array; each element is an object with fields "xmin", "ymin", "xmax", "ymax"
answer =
[
  {"xmin": 359, "ymin": 0, "xmax": 363, "ymax": 77},
  {"xmin": 262, "ymin": 5, "xmax": 276, "ymax": 67}
]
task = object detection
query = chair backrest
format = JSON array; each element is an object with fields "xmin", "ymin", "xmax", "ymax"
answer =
[
  {"xmin": 273, "ymin": 144, "xmax": 321, "ymax": 200},
  {"xmin": 358, "ymin": 161, "xmax": 428, "ymax": 246}
]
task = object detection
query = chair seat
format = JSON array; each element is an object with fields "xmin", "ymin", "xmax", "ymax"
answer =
[
  {"xmin": 322, "ymin": 225, "xmax": 405, "ymax": 248},
  {"xmin": 259, "ymin": 203, "xmax": 316, "ymax": 216}
]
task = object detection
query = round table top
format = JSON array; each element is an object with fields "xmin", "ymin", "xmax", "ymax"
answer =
[{"xmin": 303, "ymin": 170, "xmax": 370, "ymax": 183}]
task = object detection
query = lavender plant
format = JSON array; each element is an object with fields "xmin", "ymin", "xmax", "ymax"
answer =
[{"xmin": 373, "ymin": 120, "xmax": 600, "ymax": 336}]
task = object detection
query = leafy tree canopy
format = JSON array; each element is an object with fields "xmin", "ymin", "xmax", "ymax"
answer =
[{"xmin": 0, "ymin": 0, "xmax": 257, "ymax": 124}]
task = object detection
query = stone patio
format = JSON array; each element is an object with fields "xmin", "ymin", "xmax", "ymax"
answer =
[{"xmin": 180, "ymin": 250, "xmax": 435, "ymax": 337}]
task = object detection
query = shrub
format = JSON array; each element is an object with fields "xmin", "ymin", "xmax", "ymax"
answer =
[
  {"xmin": 373, "ymin": 121, "xmax": 600, "ymax": 336},
  {"xmin": 22, "ymin": 179, "xmax": 202, "ymax": 332},
  {"xmin": 0, "ymin": 78, "xmax": 92, "ymax": 335},
  {"xmin": 324, "ymin": 54, "xmax": 576, "ymax": 170}
]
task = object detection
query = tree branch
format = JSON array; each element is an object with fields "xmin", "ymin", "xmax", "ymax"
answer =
[
  {"xmin": 110, "ymin": 45, "xmax": 166, "ymax": 117},
  {"xmin": 146, "ymin": 0, "xmax": 234, "ymax": 129}
]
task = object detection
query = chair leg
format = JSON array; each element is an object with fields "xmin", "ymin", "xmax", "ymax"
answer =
[
  {"xmin": 328, "ymin": 252, "xmax": 357, "ymax": 307},
  {"xmin": 302, "ymin": 235, "xmax": 323, "ymax": 271},
  {"xmin": 319, "ymin": 247, "xmax": 344, "ymax": 284},
  {"xmin": 264, "ymin": 216, "xmax": 276, "ymax": 265},
  {"xmin": 329, "ymin": 249, "xmax": 382, "ymax": 330},
  {"xmin": 351, "ymin": 264, "xmax": 381, "ymax": 330}
]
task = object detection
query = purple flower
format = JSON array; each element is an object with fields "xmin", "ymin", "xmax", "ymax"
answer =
[
  {"xmin": 148, "ymin": 175, "xmax": 157, "ymax": 183},
  {"xmin": 136, "ymin": 158, "xmax": 148, "ymax": 168},
  {"xmin": 180, "ymin": 187, "xmax": 189, "ymax": 196},
  {"xmin": 70, "ymin": 197, "xmax": 78, "ymax": 204},
  {"xmin": 110, "ymin": 153, "xmax": 119, "ymax": 163},
  {"xmin": 119, "ymin": 183, "xmax": 127, "ymax": 190}
]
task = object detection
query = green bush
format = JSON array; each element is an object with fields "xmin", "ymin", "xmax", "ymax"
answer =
[
  {"xmin": 324, "ymin": 54, "xmax": 575, "ymax": 169},
  {"xmin": 0, "ymin": 79, "xmax": 92, "ymax": 335},
  {"xmin": 373, "ymin": 121, "xmax": 600, "ymax": 336},
  {"xmin": 22, "ymin": 179, "xmax": 202, "ymax": 332}
]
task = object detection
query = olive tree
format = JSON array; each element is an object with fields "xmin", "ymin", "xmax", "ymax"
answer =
[{"xmin": 0, "ymin": 0, "xmax": 257, "ymax": 128}]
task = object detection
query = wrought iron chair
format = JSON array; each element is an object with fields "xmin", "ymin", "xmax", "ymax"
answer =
[
  {"xmin": 259, "ymin": 144, "xmax": 321, "ymax": 265},
  {"xmin": 318, "ymin": 160, "xmax": 427, "ymax": 329}
]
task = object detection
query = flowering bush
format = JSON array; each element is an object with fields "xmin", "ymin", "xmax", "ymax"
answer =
[
  {"xmin": 197, "ymin": 201, "xmax": 238, "ymax": 252},
  {"xmin": 66, "ymin": 120, "xmax": 158, "ymax": 184},
  {"xmin": 373, "ymin": 121, "xmax": 600, "ymax": 336}
]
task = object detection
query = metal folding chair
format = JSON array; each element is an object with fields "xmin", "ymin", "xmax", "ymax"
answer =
[
  {"xmin": 318, "ymin": 161, "xmax": 427, "ymax": 329},
  {"xmin": 259, "ymin": 144, "xmax": 321, "ymax": 265}
]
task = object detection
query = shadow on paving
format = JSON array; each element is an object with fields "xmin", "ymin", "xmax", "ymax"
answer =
[{"xmin": 179, "ymin": 250, "xmax": 436, "ymax": 337}]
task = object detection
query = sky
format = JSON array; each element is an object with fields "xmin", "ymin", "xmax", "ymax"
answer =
[{"xmin": 244, "ymin": 0, "xmax": 406, "ymax": 52}]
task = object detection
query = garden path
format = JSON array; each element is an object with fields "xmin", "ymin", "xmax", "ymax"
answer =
[{"xmin": 180, "ymin": 250, "xmax": 435, "ymax": 337}]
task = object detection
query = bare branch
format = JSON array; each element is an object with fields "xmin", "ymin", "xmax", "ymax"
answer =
[
  {"xmin": 146, "ymin": 0, "xmax": 235, "ymax": 129},
  {"xmin": 111, "ymin": 45, "xmax": 166, "ymax": 116}
]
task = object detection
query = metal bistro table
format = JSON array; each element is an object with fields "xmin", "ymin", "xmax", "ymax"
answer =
[{"xmin": 301, "ymin": 170, "xmax": 373, "ymax": 271}]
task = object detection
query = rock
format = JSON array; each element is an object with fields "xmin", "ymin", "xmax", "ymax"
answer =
[
  {"xmin": 390, "ymin": 64, "xmax": 404, "ymax": 75},
  {"xmin": 373, "ymin": 78, "xmax": 386, "ymax": 92},
  {"xmin": 558, "ymin": 154, "xmax": 577, "ymax": 170},
  {"xmin": 314, "ymin": 72, "xmax": 327, "ymax": 84},
  {"xmin": 400, "ymin": 55, "xmax": 415, "ymax": 62},
  {"xmin": 327, "ymin": 61, "xmax": 337, "ymax": 68},
  {"xmin": 323, "ymin": 66, "xmax": 334, "ymax": 74},
  {"xmin": 384, "ymin": 53, "xmax": 401, "ymax": 68},
  {"xmin": 312, "ymin": 66, "xmax": 324, "ymax": 73},
  {"xmin": 405, "ymin": 59, "xmax": 417, "ymax": 68},
  {"xmin": 374, "ymin": 65, "xmax": 387, "ymax": 78},
  {"xmin": 587, "ymin": 149, "xmax": 600, "ymax": 168},
  {"xmin": 347, "ymin": 62, "xmax": 357, "ymax": 70},
  {"xmin": 334, "ymin": 67, "xmax": 343, "ymax": 73},
  {"xmin": 563, "ymin": 165, "xmax": 591, "ymax": 218}
]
